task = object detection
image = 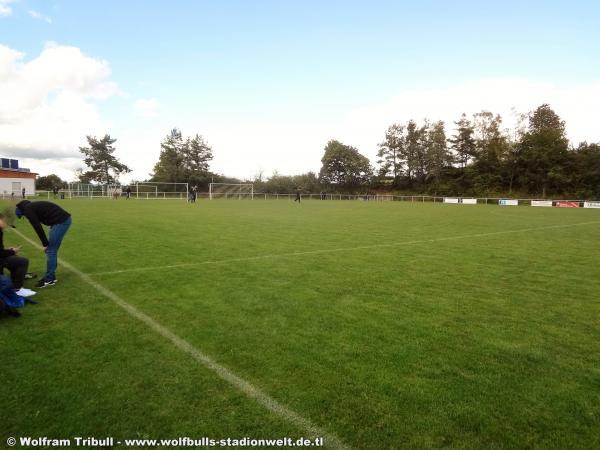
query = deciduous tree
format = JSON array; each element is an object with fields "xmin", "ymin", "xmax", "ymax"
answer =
[
  {"xmin": 319, "ymin": 140, "xmax": 372, "ymax": 187},
  {"xmin": 79, "ymin": 134, "xmax": 131, "ymax": 185}
]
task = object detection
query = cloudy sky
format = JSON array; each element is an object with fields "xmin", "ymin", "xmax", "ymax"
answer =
[{"xmin": 1, "ymin": 0, "xmax": 599, "ymax": 182}]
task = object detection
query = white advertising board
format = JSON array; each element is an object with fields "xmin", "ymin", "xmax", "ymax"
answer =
[
  {"xmin": 584, "ymin": 201, "xmax": 600, "ymax": 209},
  {"xmin": 461, "ymin": 198, "xmax": 477, "ymax": 204},
  {"xmin": 444, "ymin": 198, "xmax": 459, "ymax": 204},
  {"xmin": 531, "ymin": 200, "xmax": 553, "ymax": 207},
  {"xmin": 499, "ymin": 199, "xmax": 518, "ymax": 206}
]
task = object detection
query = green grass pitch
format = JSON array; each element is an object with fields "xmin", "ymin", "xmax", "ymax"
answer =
[{"xmin": 1, "ymin": 198, "xmax": 599, "ymax": 449}]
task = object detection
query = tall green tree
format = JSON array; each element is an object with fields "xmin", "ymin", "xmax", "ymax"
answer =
[
  {"xmin": 405, "ymin": 120, "xmax": 427, "ymax": 183},
  {"xmin": 503, "ymin": 110, "xmax": 528, "ymax": 194},
  {"xmin": 519, "ymin": 104, "xmax": 570, "ymax": 196},
  {"xmin": 152, "ymin": 128, "xmax": 186, "ymax": 183},
  {"xmin": 449, "ymin": 113, "xmax": 476, "ymax": 168},
  {"xmin": 471, "ymin": 112, "xmax": 508, "ymax": 193},
  {"xmin": 377, "ymin": 124, "xmax": 405, "ymax": 181},
  {"xmin": 79, "ymin": 134, "xmax": 131, "ymax": 185},
  {"xmin": 183, "ymin": 134, "xmax": 213, "ymax": 183},
  {"xmin": 425, "ymin": 120, "xmax": 452, "ymax": 185},
  {"xmin": 152, "ymin": 129, "xmax": 214, "ymax": 185},
  {"xmin": 319, "ymin": 140, "xmax": 372, "ymax": 188}
]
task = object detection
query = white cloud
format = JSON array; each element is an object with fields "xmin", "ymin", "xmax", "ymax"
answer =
[
  {"xmin": 28, "ymin": 9, "xmax": 52, "ymax": 24},
  {"xmin": 0, "ymin": 43, "xmax": 118, "ymax": 178},
  {"xmin": 134, "ymin": 98, "xmax": 159, "ymax": 117},
  {"xmin": 0, "ymin": 0, "xmax": 15, "ymax": 17}
]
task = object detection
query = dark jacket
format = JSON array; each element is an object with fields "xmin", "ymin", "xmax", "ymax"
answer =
[
  {"xmin": 16, "ymin": 200, "xmax": 71, "ymax": 247},
  {"xmin": 0, "ymin": 230, "xmax": 15, "ymax": 259}
]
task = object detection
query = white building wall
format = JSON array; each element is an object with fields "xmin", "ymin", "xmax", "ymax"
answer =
[{"xmin": 0, "ymin": 178, "xmax": 36, "ymax": 196}]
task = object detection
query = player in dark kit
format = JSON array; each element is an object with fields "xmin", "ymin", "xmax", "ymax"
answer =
[
  {"xmin": 294, "ymin": 190, "xmax": 301, "ymax": 203},
  {"xmin": 15, "ymin": 200, "xmax": 72, "ymax": 288}
]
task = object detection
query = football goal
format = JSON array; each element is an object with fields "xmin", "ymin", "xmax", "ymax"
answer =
[
  {"xmin": 132, "ymin": 182, "xmax": 189, "ymax": 200},
  {"xmin": 66, "ymin": 183, "xmax": 119, "ymax": 198},
  {"xmin": 209, "ymin": 183, "xmax": 254, "ymax": 200}
]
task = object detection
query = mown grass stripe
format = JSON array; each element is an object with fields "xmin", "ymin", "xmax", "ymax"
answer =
[
  {"xmin": 11, "ymin": 228, "xmax": 350, "ymax": 450},
  {"xmin": 89, "ymin": 220, "xmax": 600, "ymax": 276}
]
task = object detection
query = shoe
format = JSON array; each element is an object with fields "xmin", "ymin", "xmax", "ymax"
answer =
[
  {"xmin": 15, "ymin": 288, "xmax": 37, "ymax": 297},
  {"xmin": 35, "ymin": 278, "xmax": 57, "ymax": 288}
]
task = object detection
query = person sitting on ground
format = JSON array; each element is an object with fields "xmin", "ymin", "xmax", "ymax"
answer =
[
  {"xmin": 15, "ymin": 200, "xmax": 72, "ymax": 288},
  {"xmin": 0, "ymin": 213, "xmax": 36, "ymax": 298}
]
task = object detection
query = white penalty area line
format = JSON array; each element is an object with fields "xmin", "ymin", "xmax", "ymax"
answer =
[
  {"xmin": 90, "ymin": 220, "xmax": 600, "ymax": 277},
  {"xmin": 11, "ymin": 228, "xmax": 350, "ymax": 450}
]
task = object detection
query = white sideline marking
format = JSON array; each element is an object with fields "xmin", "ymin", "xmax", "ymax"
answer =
[
  {"xmin": 11, "ymin": 228, "xmax": 350, "ymax": 450},
  {"xmin": 90, "ymin": 220, "xmax": 600, "ymax": 276}
]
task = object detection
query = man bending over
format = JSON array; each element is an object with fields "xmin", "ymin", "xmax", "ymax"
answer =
[{"xmin": 15, "ymin": 200, "xmax": 72, "ymax": 288}]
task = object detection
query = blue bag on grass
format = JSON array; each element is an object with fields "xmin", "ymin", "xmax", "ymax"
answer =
[{"xmin": 0, "ymin": 274, "xmax": 25, "ymax": 309}]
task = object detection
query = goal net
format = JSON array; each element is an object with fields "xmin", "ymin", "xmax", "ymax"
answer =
[
  {"xmin": 67, "ymin": 183, "xmax": 119, "ymax": 198},
  {"xmin": 132, "ymin": 182, "xmax": 189, "ymax": 200},
  {"xmin": 209, "ymin": 183, "xmax": 254, "ymax": 200}
]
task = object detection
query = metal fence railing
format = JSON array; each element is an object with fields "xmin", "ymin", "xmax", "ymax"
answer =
[
  {"xmin": 32, "ymin": 190, "xmax": 189, "ymax": 200},
  {"xmin": 204, "ymin": 193, "xmax": 600, "ymax": 207},
  {"xmin": 5, "ymin": 191, "xmax": 599, "ymax": 209}
]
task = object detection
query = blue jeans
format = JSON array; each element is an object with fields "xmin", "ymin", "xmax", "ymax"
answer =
[{"xmin": 45, "ymin": 217, "xmax": 72, "ymax": 281}]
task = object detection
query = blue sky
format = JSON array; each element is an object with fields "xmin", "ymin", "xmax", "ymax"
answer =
[{"xmin": 1, "ymin": 0, "xmax": 599, "ymax": 180}]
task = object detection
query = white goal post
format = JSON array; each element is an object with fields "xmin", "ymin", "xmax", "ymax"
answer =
[
  {"xmin": 209, "ymin": 183, "xmax": 254, "ymax": 200},
  {"xmin": 133, "ymin": 182, "xmax": 189, "ymax": 200}
]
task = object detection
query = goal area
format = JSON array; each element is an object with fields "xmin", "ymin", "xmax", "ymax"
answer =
[{"xmin": 209, "ymin": 183, "xmax": 254, "ymax": 200}]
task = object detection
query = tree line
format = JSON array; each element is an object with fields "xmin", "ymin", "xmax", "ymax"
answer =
[
  {"xmin": 374, "ymin": 104, "xmax": 599, "ymax": 198},
  {"xmin": 256, "ymin": 104, "xmax": 599, "ymax": 198},
  {"xmin": 39, "ymin": 104, "xmax": 599, "ymax": 199}
]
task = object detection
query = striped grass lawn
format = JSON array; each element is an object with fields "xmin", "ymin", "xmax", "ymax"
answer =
[{"xmin": 1, "ymin": 198, "xmax": 599, "ymax": 449}]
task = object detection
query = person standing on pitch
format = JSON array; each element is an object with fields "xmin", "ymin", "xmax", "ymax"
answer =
[
  {"xmin": 21, "ymin": 187, "xmax": 26, "ymax": 199},
  {"xmin": 125, "ymin": 186, "xmax": 132, "ymax": 200},
  {"xmin": 295, "ymin": 189, "xmax": 301, "ymax": 203},
  {"xmin": 0, "ymin": 214, "xmax": 36, "ymax": 298},
  {"xmin": 15, "ymin": 200, "xmax": 72, "ymax": 288}
]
